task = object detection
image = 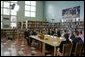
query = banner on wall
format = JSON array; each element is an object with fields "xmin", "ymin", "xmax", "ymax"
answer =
[{"xmin": 62, "ymin": 6, "xmax": 80, "ymax": 19}]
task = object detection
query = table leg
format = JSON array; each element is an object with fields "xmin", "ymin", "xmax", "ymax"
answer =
[
  {"xmin": 54, "ymin": 46, "xmax": 56, "ymax": 56},
  {"xmin": 42, "ymin": 42, "xmax": 45, "ymax": 56}
]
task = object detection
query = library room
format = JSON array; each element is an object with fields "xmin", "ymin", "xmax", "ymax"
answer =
[{"xmin": 1, "ymin": 1, "xmax": 84, "ymax": 56}]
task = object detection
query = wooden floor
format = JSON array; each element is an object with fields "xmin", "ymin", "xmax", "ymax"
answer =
[{"xmin": 1, "ymin": 37, "xmax": 43, "ymax": 56}]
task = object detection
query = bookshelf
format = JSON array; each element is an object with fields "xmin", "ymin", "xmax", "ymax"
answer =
[
  {"xmin": 1, "ymin": 29, "xmax": 17, "ymax": 40},
  {"xmin": 22, "ymin": 21, "xmax": 26, "ymax": 29},
  {"xmin": 17, "ymin": 20, "xmax": 84, "ymax": 33},
  {"xmin": 17, "ymin": 22, "xmax": 22, "ymax": 29}
]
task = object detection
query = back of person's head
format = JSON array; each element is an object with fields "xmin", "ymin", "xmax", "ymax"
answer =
[
  {"xmin": 64, "ymin": 30, "xmax": 67, "ymax": 33},
  {"xmin": 75, "ymin": 30, "xmax": 79, "ymax": 36},
  {"xmin": 80, "ymin": 31, "xmax": 82, "ymax": 34},
  {"xmin": 64, "ymin": 33, "xmax": 69, "ymax": 41},
  {"xmin": 57, "ymin": 29, "xmax": 61, "ymax": 37}
]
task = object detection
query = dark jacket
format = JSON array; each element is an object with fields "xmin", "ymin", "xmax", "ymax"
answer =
[
  {"xmin": 48, "ymin": 31, "xmax": 55, "ymax": 35},
  {"xmin": 32, "ymin": 31, "xmax": 37, "ymax": 35},
  {"xmin": 24, "ymin": 30, "xmax": 30, "ymax": 38},
  {"xmin": 72, "ymin": 37, "xmax": 83, "ymax": 52},
  {"xmin": 59, "ymin": 40, "xmax": 71, "ymax": 53},
  {"xmin": 70, "ymin": 33, "xmax": 75, "ymax": 41},
  {"xmin": 57, "ymin": 30, "xmax": 61, "ymax": 37}
]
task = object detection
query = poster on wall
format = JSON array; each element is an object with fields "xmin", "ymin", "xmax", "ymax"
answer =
[{"xmin": 62, "ymin": 6, "xmax": 80, "ymax": 19}]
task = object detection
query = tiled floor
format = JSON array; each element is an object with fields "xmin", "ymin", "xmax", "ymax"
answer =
[{"xmin": 1, "ymin": 38, "xmax": 43, "ymax": 56}]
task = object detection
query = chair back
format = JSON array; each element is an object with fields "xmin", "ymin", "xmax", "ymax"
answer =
[
  {"xmin": 63, "ymin": 43, "xmax": 73, "ymax": 56},
  {"xmin": 80, "ymin": 45, "xmax": 84, "ymax": 56},
  {"xmin": 74, "ymin": 43, "xmax": 83, "ymax": 56}
]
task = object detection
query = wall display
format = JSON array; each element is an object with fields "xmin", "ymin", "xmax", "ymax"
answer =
[{"xmin": 62, "ymin": 6, "xmax": 80, "ymax": 19}]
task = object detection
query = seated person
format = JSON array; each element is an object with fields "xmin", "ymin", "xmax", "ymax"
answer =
[
  {"xmin": 69, "ymin": 32, "xmax": 75, "ymax": 42},
  {"xmin": 54, "ymin": 28, "xmax": 58, "ymax": 36},
  {"xmin": 30, "ymin": 30, "xmax": 38, "ymax": 46},
  {"xmin": 48, "ymin": 29, "xmax": 55, "ymax": 35},
  {"xmin": 24, "ymin": 29, "xmax": 31, "ymax": 45},
  {"xmin": 56, "ymin": 29, "xmax": 61, "ymax": 37},
  {"xmin": 79, "ymin": 31, "xmax": 84, "ymax": 43},
  {"xmin": 57, "ymin": 33, "xmax": 71, "ymax": 56},
  {"xmin": 24, "ymin": 29, "xmax": 30, "ymax": 38},
  {"xmin": 61, "ymin": 30, "xmax": 68, "ymax": 38},
  {"xmin": 54, "ymin": 29, "xmax": 61, "ymax": 37},
  {"xmin": 72, "ymin": 30, "xmax": 83, "ymax": 53},
  {"xmin": 30, "ymin": 30, "xmax": 37, "ymax": 35}
]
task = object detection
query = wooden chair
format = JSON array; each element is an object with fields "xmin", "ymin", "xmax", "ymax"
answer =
[
  {"xmin": 73, "ymin": 43, "xmax": 83, "ymax": 56},
  {"xmin": 62, "ymin": 43, "xmax": 73, "ymax": 56},
  {"xmin": 80, "ymin": 45, "xmax": 84, "ymax": 56},
  {"xmin": 57, "ymin": 43, "xmax": 73, "ymax": 56}
]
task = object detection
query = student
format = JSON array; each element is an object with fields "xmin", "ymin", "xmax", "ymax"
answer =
[
  {"xmin": 57, "ymin": 33, "xmax": 71, "ymax": 56},
  {"xmin": 24, "ymin": 29, "xmax": 30, "ymax": 39},
  {"xmin": 69, "ymin": 32, "xmax": 75, "ymax": 42},
  {"xmin": 79, "ymin": 31, "xmax": 84, "ymax": 43},
  {"xmin": 48, "ymin": 29, "xmax": 54, "ymax": 35},
  {"xmin": 56, "ymin": 29, "xmax": 61, "ymax": 37},
  {"xmin": 24, "ymin": 29, "xmax": 31, "ymax": 45},
  {"xmin": 32, "ymin": 30, "xmax": 37, "ymax": 35},
  {"xmin": 61, "ymin": 30, "xmax": 67, "ymax": 37},
  {"xmin": 72, "ymin": 30, "xmax": 83, "ymax": 53}
]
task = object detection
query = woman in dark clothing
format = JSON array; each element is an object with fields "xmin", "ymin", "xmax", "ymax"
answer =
[
  {"xmin": 57, "ymin": 33, "xmax": 71, "ymax": 56},
  {"xmin": 72, "ymin": 30, "xmax": 83, "ymax": 53}
]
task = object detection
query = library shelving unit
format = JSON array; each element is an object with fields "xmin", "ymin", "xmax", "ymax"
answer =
[
  {"xmin": 1, "ymin": 28, "xmax": 17, "ymax": 40},
  {"xmin": 17, "ymin": 20, "xmax": 84, "ymax": 33}
]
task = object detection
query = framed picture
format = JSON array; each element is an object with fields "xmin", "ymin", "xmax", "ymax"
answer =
[{"xmin": 62, "ymin": 6, "xmax": 80, "ymax": 19}]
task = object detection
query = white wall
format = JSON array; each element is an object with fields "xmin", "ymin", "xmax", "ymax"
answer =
[{"xmin": 44, "ymin": 1, "xmax": 84, "ymax": 22}]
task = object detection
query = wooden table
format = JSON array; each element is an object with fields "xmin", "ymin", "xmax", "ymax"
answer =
[{"xmin": 30, "ymin": 35, "xmax": 62, "ymax": 56}]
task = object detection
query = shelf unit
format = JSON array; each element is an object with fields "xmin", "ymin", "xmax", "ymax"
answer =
[
  {"xmin": 17, "ymin": 20, "xmax": 84, "ymax": 33},
  {"xmin": 1, "ymin": 29, "xmax": 17, "ymax": 39},
  {"xmin": 60, "ymin": 21, "xmax": 84, "ymax": 31}
]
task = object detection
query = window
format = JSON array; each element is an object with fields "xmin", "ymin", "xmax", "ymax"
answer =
[
  {"xmin": 25, "ymin": 11, "xmax": 30, "ymax": 17},
  {"xmin": 1, "ymin": 1, "xmax": 3, "ymax": 7},
  {"xmin": 10, "ymin": 23, "xmax": 17, "ymax": 28},
  {"xmin": 3, "ymin": 8, "xmax": 10, "ymax": 15},
  {"xmin": 1, "ymin": 1, "xmax": 18, "ymax": 29},
  {"xmin": 31, "ymin": 6, "xmax": 36, "ymax": 11},
  {"xmin": 4, "ymin": 2, "xmax": 10, "ymax": 8},
  {"xmin": 11, "ymin": 16, "xmax": 16, "ymax": 22},
  {"xmin": 11, "ymin": 10, "xmax": 17, "ymax": 15},
  {"xmin": 25, "ymin": 5, "xmax": 30, "ymax": 11},
  {"xmin": 31, "ymin": 1, "xmax": 36, "ymax": 6},
  {"xmin": 25, "ymin": 1, "xmax": 36, "ymax": 17},
  {"xmin": 31, "ymin": 12, "xmax": 35, "ymax": 17},
  {"xmin": 25, "ymin": 1, "xmax": 30, "ymax": 5}
]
